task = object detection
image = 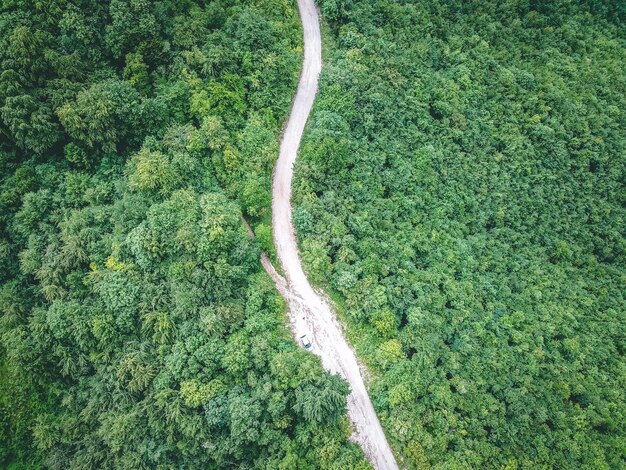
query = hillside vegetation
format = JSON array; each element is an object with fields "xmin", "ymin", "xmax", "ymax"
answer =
[
  {"xmin": 0, "ymin": 0, "xmax": 367, "ymax": 468},
  {"xmin": 294, "ymin": 0, "xmax": 625, "ymax": 467}
]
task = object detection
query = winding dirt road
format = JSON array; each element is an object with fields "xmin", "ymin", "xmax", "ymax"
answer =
[{"xmin": 265, "ymin": 0, "xmax": 400, "ymax": 467}]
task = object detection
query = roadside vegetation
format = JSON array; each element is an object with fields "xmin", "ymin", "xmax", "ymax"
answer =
[
  {"xmin": 0, "ymin": 1, "xmax": 367, "ymax": 467},
  {"xmin": 294, "ymin": 0, "xmax": 625, "ymax": 467}
]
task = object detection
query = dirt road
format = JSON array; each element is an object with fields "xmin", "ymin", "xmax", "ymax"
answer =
[{"xmin": 267, "ymin": 0, "xmax": 400, "ymax": 467}]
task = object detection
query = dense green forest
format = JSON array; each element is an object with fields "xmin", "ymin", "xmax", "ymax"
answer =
[
  {"xmin": 0, "ymin": 0, "xmax": 368, "ymax": 468},
  {"xmin": 293, "ymin": 0, "xmax": 625, "ymax": 468}
]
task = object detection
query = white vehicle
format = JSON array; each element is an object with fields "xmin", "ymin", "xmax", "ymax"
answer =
[{"xmin": 300, "ymin": 334, "xmax": 312, "ymax": 350}]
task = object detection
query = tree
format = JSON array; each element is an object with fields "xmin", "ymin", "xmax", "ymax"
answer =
[
  {"xmin": 57, "ymin": 78, "xmax": 141, "ymax": 152},
  {"xmin": 1, "ymin": 95, "xmax": 60, "ymax": 154},
  {"xmin": 0, "ymin": 0, "xmax": 368, "ymax": 467}
]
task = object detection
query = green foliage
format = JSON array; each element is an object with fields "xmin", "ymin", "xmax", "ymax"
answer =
[
  {"xmin": 127, "ymin": 147, "xmax": 175, "ymax": 195},
  {"xmin": 295, "ymin": 0, "xmax": 626, "ymax": 467},
  {"xmin": 123, "ymin": 51, "xmax": 150, "ymax": 93},
  {"xmin": 255, "ymin": 222, "xmax": 275, "ymax": 256},
  {"xmin": 1, "ymin": 95, "xmax": 60, "ymax": 154},
  {"xmin": 0, "ymin": 0, "xmax": 366, "ymax": 468},
  {"xmin": 56, "ymin": 78, "xmax": 142, "ymax": 152}
]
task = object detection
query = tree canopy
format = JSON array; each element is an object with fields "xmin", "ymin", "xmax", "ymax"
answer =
[
  {"xmin": 294, "ymin": 0, "xmax": 625, "ymax": 467},
  {"xmin": 0, "ymin": 0, "xmax": 367, "ymax": 468}
]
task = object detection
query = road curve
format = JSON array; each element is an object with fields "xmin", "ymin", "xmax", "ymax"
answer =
[{"xmin": 269, "ymin": 0, "xmax": 399, "ymax": 468}]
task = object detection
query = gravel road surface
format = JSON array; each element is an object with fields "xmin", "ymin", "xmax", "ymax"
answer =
[{"xmin": 267, "ymin": 0, "xmax": 400, "ymax": 467}]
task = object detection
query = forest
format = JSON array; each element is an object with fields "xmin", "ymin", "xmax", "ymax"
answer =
[
  {"xmin": 293, "ymin": 0, "xmax": 625, "ymax": 468},
  {"xmin": 0, "ymin": 0, "xmax": 369, "ymax": 468},
  {"xmin": 2, "ymin": 0, "xmax": 625, "ymax": 468}
]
